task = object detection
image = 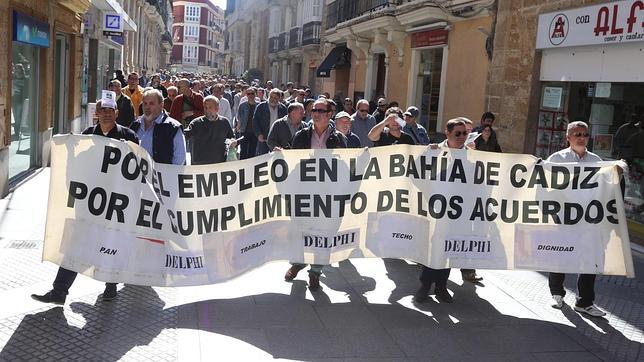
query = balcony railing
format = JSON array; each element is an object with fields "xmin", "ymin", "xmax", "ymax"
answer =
[
  {"xmin": 269, "ymin": 36, "xmax": 279, "ymax": 53},
  {"xmin": 326, "ymin": 0, "xmax": 401, "ymax": 29},
  {"xmin": 278, "ymin": 32, "xmax": 287, "ymax": 52},
  {"xmin": 289, "ymin": 27, "xmax": 301, "ymax": 49},
  {"xmin": 302, "ymin": 21, "xmax": 321, "ymax": 46}
]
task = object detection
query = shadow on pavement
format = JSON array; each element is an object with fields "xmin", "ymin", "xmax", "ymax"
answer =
[{"xmin": 1, "ymin": 263, "xmax": 640, "ymax": 361}]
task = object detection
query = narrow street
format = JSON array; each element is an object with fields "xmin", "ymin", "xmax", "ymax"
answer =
[{"xmin": 0, "ymin": 169, "xmax": 641, "ymax": 361}]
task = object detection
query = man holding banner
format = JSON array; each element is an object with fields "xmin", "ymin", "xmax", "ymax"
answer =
[
  {"xmin": 546, "ymin": 121, "xmax": 606, "ymax": 317},
  {"xmin": 284, "ymin": 98, "xmax": 348, "ymax": 290},
  {"xmin": 414, "ymin": 118, "xmax": 469, "ymax": 304},
  {"xmin": 32, "ymin": 95, "xmax": 139, "ymax": 305}
]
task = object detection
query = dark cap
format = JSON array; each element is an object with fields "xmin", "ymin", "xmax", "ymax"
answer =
[{"xmin": 404, "ymin": 106, "xmax": 419, "ymax": 118}]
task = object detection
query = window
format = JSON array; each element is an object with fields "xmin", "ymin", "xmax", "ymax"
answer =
[
  {"xmin": 183, "ymin": 44, "xmax": 198, "ymax": 64},
  {"xmin": 185, "ymin": 5, "xmax": 201, "ymax": 23},
  {"xmin": 184, "ymin": 25, "xmax": 199, "ymax": 42},
  {"xmin": 312, "ymin": 0, "xmax": 320, "ymax": 17}
]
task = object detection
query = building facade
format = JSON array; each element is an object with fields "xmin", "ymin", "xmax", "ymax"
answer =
[
  {"xmin": 225, "ymin": 0, "xmax": 270, "ymax": 79},
  {"xmin": 0, "ymin": 0, "xmax": 90, "ymax": 196},
  {"xmin": 267, "ymin": 0, "xmax": 323, "ymax": 90},
  {"xmin": 488, "ymin": 0, "xmax": 644, "ymax": 242},
  {"xmin": 171, "ymin": 0, "xmax": 226, "ymax": 74},
  {"xmin": 321, "ymin": 0, "xmax": 493, "ymax": 135}
]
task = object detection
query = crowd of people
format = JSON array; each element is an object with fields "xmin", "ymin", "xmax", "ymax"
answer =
[{"xmin": 31, "ymin": 70, "xmax": 607, "ymax": 318}]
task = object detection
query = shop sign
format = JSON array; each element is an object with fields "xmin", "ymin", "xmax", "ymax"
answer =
[
  {"xmin": 411, "ymin": 29, "xmax": 449, "ymax": 48},
  {"xmin": 12, "ymin": 11, "xmax": 50, "ymax": 48},
  {"xmin": 537, "ymin": 0, "xmax": 644, "ymax": 49},
  {"xmin": 102, "ymin": 12, "xmax": 123, "ymax": 37}
]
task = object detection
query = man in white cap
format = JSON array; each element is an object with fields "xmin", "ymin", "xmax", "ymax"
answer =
[
  {"xmin": 334, "ymin": 111, "xmax": 361, "ymax": 148},
  {"xmin": 31, "ymin": 94, "xmax": 139, "ymax": 305}
]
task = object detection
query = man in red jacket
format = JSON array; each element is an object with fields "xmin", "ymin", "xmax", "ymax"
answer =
[{"xmin": 170, "ymin": 78, "xmax": 204, "ymax": 128}]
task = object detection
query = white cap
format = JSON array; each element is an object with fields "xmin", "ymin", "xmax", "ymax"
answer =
[{"xmin": 101, "ymin": 90, "xmax": 117, "ymax": 109}]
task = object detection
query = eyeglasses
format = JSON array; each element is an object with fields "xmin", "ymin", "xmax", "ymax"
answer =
[
  {"xmin": 453, "ymin": 131, "xmax": 468, "ymax": 137},
  {"xmin": 358, "ymin": 108, "xmax": 369, "ymax": 112},
  {"xmin": 311, "ymin": 108, "xmax": 329, "ymax": 113},
  {"xmin": 571, "ymin": 132, "xmax": 590, "ymax": 138},
  {"xmin": 246, "ymin": 93, "xmax": 255, "ymax": 96}
]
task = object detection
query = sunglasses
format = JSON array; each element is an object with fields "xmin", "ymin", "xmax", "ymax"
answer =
[
  {"xmin": 453, "ymin": 131, "xmax": 468, "ymax": 137},
  {"xmin": 378, "ymin": 104, "xmax": 387, "ymax": 107},
  {"xmin": 311, "ymin": 108, "xmax": 329, "ymax": 113},
  {"xmin": 246, "ymin": 93, "xmax": 255, "ymax": 96},
  {"xmin": 571, "ymin": 132, "xmax": 590, "ymax": 138}
]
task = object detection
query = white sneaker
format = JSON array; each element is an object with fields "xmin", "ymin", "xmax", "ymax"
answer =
[
  {"xmin": 551, "ymin": 295, "xmax": 564, "ymax": 309},
  {"xmin": 574, "ymin": 305, "xmax": 606, "ymax": 317}
]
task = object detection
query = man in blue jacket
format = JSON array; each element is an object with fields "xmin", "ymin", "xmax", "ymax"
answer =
[{"xmin": 253, "ymin": 88, "xmax": 287, "ymax": 155}]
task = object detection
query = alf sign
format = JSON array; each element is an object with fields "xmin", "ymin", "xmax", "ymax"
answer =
[
  {"xmin": 536, "ymin": 0, "xmax": 644, "ymax": 49},
  {"xmin": 43, "ymin": 135, "xmax": 635, "ymax": 287}
]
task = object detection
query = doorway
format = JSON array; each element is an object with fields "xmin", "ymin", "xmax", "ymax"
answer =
[{"xmin": 54, "ymin": 33, "xmax": 69, "ymax": 134}]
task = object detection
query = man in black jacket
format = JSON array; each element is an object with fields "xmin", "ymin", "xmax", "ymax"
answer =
[
  {"xmin": 266, "ymin": 102, "xmax": 306, "ymax": 150},
  {"xmin": 284, "ymin": 98, "xmax": 347, "ymax": 291},
  {"xmin": 109, "ymin": 79, "xmax": 135, "ymax": 127},
  {"xmin": 253, "ymin": 89, "xmax": 287, "ymax": 155},
  {"xmin": 31, "ymin": 97, "xmax": 139, "ymax": 305}
]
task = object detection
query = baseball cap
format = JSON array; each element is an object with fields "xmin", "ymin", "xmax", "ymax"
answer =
[
  {"xmin": 404, "ymin": 106, "xmax": 419, "ymax": 118},
  {"xmin": 335, "ymin": 111, "xmax": 351, "ymax": 120}
]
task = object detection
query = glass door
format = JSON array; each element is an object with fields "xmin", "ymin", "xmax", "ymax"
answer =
[
  {"xmin": 415, "ymin": 48, "xmax": 443, "ymax": 132},
  {"xmin": 10, "ymin": 42, "xmax": 39, "ymax": 179}
]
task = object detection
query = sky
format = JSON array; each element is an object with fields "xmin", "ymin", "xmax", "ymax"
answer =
[{"xmin": 209, "ymin": 0, "xmax": 226, "ymax": 10}]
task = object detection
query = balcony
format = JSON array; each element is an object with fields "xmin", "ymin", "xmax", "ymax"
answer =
[
  {"xmin": 326, "ymin": 0, "xmax": 401, "ymax": 29},
  {"xmin": 289, "ymin": 27, "xmax": 301, "ymax": 49},
  {"xmin": 269, "ymin": 36, "xmax": 279, "ymax": 53},
  {"xmin": 302, "ymin": 21, "xmax": 321, "ymax": 46},
  {"xmin": 278, "ymin": 32, "xmax": 287, "ymax": 52}
]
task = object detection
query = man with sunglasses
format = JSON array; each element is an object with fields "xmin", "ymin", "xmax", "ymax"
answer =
[
  {"xmin": 284, "ymin": 98, "xmax": 348, "ymax": 291},
  {"xmin": 415, "ymin": 118, "xmax": 469, "ymax": 304},
  {"xmin": 546, "ymin": 121, "xmax": 606, "ymax": 317},
  {"xmin": 372, "ymin": 97, "xmax": 388, "ymax": 123},
  {"xmin": 351, "ymin": 99, "xmax": 376, "ymax": 147}
]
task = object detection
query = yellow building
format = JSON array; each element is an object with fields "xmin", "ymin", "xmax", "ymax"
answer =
[{"xmin": 321, "ymin": 0, "xmax": 494, "ymax": 134}]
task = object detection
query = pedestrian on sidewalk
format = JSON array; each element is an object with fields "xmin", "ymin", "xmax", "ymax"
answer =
[
  {"xmin": 546, "ymin": 121, "xmax": 607, "ymax": 317},
  {"xmin": 31, "ymin": 95, "xmax": 139, "ymax": 305}
]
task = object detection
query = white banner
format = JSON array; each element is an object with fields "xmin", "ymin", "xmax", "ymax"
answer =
[
  {"xmin": 536, "ymin": 0, "xmax": 644, "ymax": 49},
  {"xmin": 43, "ymin": 135, "xmax": 635, "ymax": 286}
]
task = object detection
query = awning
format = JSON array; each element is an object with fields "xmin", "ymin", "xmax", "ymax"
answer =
[{"xmin": 316, "ymin": 45, "xmax": 351, "ymax": 78}]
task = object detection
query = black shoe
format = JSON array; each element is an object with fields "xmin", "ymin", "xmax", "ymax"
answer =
[
  {"xmin": 101, "ymin": 285, "xmax": 118, "ymax": 301},
  {"xmin": 285, "ymin": 264, "xmax": 306, "ymax": 281},
  {"xmin": 435, "ymin": 288, "xmax": 453, "ymax": 303},
  {"xmin": 414, "ymin": 283, "xmax": 431, "ymax": 303},
  {"xmin": 31, "ymin": 291, "xmax": 66, "ymax": 305}
]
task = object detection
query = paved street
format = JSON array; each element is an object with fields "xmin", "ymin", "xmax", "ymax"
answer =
[{"xmin": 0, "ymin": 168, "xmax": 641, "ymax": 361}]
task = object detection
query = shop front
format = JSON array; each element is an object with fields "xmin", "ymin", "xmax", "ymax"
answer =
[
  {"xmin": 10, "ymin": 11, "xmax": 48, "ymax": 180},
  {"xmin": 407, "ymin": 28, "xmax": 448, "ymax": 134},
  {"xmin": 535, "ymin": 0, "xmax": 644, "ymax": 235}
]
